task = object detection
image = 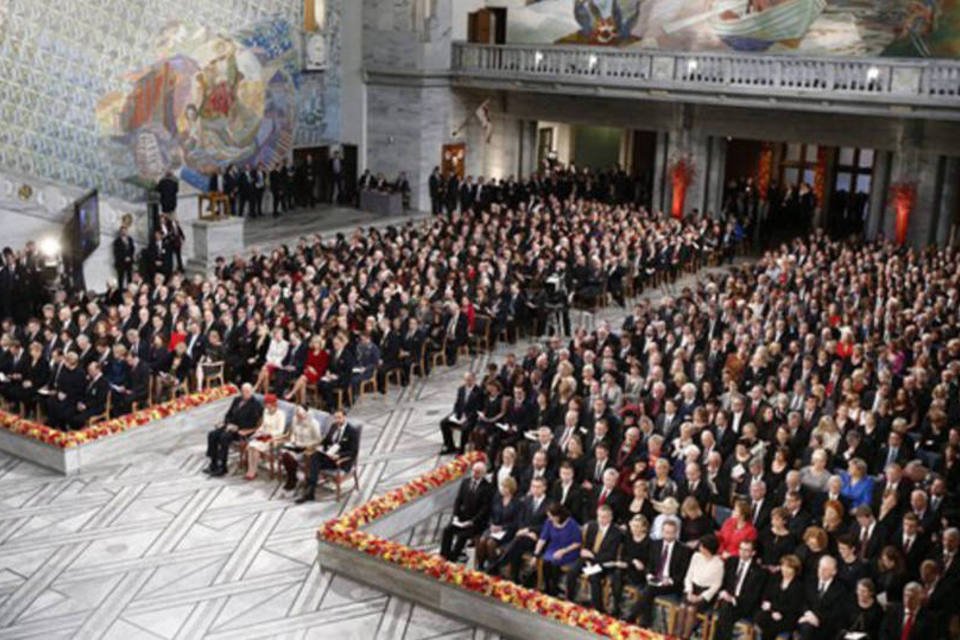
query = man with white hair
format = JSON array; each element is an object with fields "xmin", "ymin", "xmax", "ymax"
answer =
[
  {"xmin": 204, "ymin": 383, "xmax": 263, "ymax": 477},
  {"xmin": 796, "ymin": 555, "xmax": 847, "ymax": 640},
  {"xmin": 440, "ymin": 461, "xmax": 494, "ymax": 561}
]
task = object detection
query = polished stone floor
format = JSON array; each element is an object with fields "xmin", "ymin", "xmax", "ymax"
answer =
[
  {"xmin": 0, "ymin": 256, "xmax": 729, "ymax": 639},
  {"xmin": 242, "ymin": 204, "xmax": 429, "ymax": 250}
]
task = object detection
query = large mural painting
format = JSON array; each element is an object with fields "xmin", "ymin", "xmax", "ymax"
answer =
[
  {"xmin": 96, "ymin": 17, "xmax": 300, "ymax": 189},
  {"xmin": 507, "ymin": 0, "xmax": 960, "ymax": 57}
]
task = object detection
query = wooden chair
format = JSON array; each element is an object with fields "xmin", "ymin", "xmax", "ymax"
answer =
[
  {"xmin": 86, "ymin": 391, "xmax": 112, "ymax": 426},
  {"xmin": 431, "ymin": 337, "xmax": 449, "ymax": 369},
  {"xmin": 471, "ymin": 315, "xmax": 493, "ymax": 353},
  {"xmin": 410, "ymin": 342, "xmax": 429, "ymax": 378},
  {"xmin": 318, "ymin": 423, "xmax": 362, "ymax": 500},
  {"xmin": 201, "ymin": 361, "xmax": 225, "ymax": 389},
  {"xmin": 382, "ymin": 366, "xmax": 404, "ymax": 392},
  {"xmin": 357, "ymin": 372, "xmax": 378, "ymax": 399},
  {"xmin": 653, "ymin": 595, "xmax": 680, "ymax": 634}
]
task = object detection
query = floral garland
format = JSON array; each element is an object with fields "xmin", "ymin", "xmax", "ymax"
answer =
[
  {"xmin": 0, "ymin": 385, "xmax": 238, "ymax": 449},
  {"xmin": 319, "ymin": 452, "xmax": 662, "ymax": 640}
]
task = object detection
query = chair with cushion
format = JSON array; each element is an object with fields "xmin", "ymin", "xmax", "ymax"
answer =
[{"xmin": 318, "ymin": 422, "xmax": 362, "ymax": 500}]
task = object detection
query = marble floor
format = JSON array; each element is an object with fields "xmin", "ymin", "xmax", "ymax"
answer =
[
  {"xmin": 0, "ymin": 264, "xmax": 730, "ymax": 640},
  {"xmin": 242, "ymin": 205, "xmax": 430, "ymax": 250}
]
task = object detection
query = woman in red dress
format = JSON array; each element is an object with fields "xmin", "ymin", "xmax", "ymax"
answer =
[
  {"xmin": 284, "ymin": 333, "xmax": 329, "ymax": 404},
  {"xmin": 717, "ymin": 499, "xmax": 758, "ymax": 558}
]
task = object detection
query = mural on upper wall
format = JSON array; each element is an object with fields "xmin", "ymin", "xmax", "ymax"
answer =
[
  {"xmin": 96, "ymin": 17, "xmax": 299, "ymax": 190},
  {"xmin": 507, "ymin": 0, "xmax": 960, "ymax": 57}
]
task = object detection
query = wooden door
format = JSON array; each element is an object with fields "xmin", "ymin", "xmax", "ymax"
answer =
[
  {"xmin": 442, "ymin": 143, "xmax": 466, "ymax": 179},
  {"xmin": 468, "ymin": 10, "xmax": 493, "ymax": 44}
]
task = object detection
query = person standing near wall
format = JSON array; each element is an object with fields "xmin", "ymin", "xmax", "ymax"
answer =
[
  {"xmin": 112, "ymin": 226, "xmax": 135, "ymax": 289},
  {"xmin": 157, "ymin": 170, "xmax": 179, "ymax": 216}
]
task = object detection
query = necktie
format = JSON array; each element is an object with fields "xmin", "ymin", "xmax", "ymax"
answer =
[
  {"xmin": 752, "ymin": 501, "xmax": 760, "ymax": 524},
  {"xmin": 561, "ymin": 484, "xmax": 569, "ymax": 505},
  {"xmin": 904, "ymin": 537, "xmax": 912, "ymax": 553},
  {"xmin": 593, "ymin": 527, "xmax": 605, "ymax": 553},
  {"xmin": 596, "ymin": 462, "xmax": 603, "ymax": 481},
  {"xmin": 735, "ymin": 561, "xmax": 747, "ymax": 596},
  {"xmin": 902, "ymin": 612, "xmax": 914, "ymax": 640},
  {"xmin": 887, "ymin": 447, "xmax": 898, "ymax": 466},
  {"xmin": 860, "ymin": 527, "xmax": 869, "ymax": 559},
  {"xmin": 470, "ymin": 480, "xmax": 478, "ymax": 493},
  {"xmin": 599, "ymin": 489, "xmax": 608, "ymax": 506},
  {"xmin": 657, "ymin": 543, "xmax": 669, "ymax": 581}
]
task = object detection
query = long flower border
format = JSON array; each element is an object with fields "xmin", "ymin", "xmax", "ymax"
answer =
[
  {"xmin": 0, "ymin": 384, "xmax": 238, "ymax": 449},
  {"xmin": 319, "ymin": 451, "xmax": 662, "ymax": 639}
]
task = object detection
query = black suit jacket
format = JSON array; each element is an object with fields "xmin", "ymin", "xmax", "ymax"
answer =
[
  {"xmin": 452, "ymin": 476, "xmax": 495, "ymax": 529},
  {"xmin": 587, "ymin": 486, "xmax": 626, "ymax": 524},
  {"xmin": 803, "ymin": 579, "xmax": 848, "ymax": 637},
  {"xmin": 113, "ymin": 235, "xmax": 135, "ymax": 269},
  {"xmin": 223, "ymin": 396, "xmax": 264, "ymax": 430},
  {"xmin": 581, "ymin": 521, "xmax": 623, "ymax": 564},
  {"xmin": 452, "ymin": 385, "xmax": 483, "ymax": 426},
  {"xmin": 83, "ymin": 375, "xmax": 110, "ymax": 415},
  {"xmin": 321, "ymin": 422, "xmax": 360, "ymax": 470},
  {"xmin": 647, "ymin": 539, "xmax": 690, "ymax": 587},
  {"xmin": 879, "ymin": 604, "xmax": 938, "ymax": 640},
  {"xmin": 721, "ymin": 557, "xmax": 765, "ymax": 610},
  {"xmin": 549, "ymin": 481, "xmax": 586, "ymax": 523}
]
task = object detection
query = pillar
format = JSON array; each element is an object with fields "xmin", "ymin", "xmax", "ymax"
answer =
[
  {"xmin": 866, "ymin": 151, "xmax": 892, "ymax": 241},
  {"xmin": 705, "ymin": 136, "xmax": 727, "ymax": 217},
  {"xmin": 651, "ymin": 131, "xmax": 669, "ymax": 214}
]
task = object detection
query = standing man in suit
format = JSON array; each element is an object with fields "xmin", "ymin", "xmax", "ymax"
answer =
[
  {"xmin": 440, "ymin": 461, "xmax": 494, "ymax": 561},
  {"xmin": 204, "ymin": 383, "xmax": 263, "ymax": 476},
  {"xmin": 270, "ymin": 162, "xmax": 285, "ymax": 217},
  {"xmin": 296, "ymin": 410, "xmax": 359, "ymax": 503},
  {"xmin": 112, "ymin": 226, "xmax": 136, "ymax": 290},
  {"xmin": 428, "ymin": 166, "xmax": 442, "ymax": 215},
  {"xmin": 487, "ymin": 476, "xmax": 549, "ymax": 582},
  {"xmin": 445, "ymin": 173, "xmax": 459, "ymax": 216},
  {"xmin": 157, "ymin": 170, "xmax": 179, "ymax": 215},
  {"xmin": 440, "ymin": 371, "xmax": 483, "ymax": 454},
  {"xmin": 711, "ymin": 539, "xmax": 766, "ymax": 639},
  {"xmin": 796, "ymin": 555, "xmax": 848, "ymax": 640},
  {"xmin": 565, "ymin": 504, "xmax": 624, "ymax": 615},
  {"xmin": 626, "ymin": 519, "xmax": 690, "ymax": 627},
  {"xmin": 330, "ymin": 150, "xmax": 345, "ymax": 204}
]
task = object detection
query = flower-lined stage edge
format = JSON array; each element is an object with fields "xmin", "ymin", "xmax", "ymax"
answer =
[
  {"xmin": 319, "ymin": 451, "xmax": 662, "ymax": 640},
  {"xmin": 0, "ymin": 385, "xmax": 238, "ymax": 449}
]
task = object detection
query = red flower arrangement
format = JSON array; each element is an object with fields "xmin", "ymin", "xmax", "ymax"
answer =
[
  {"xmin": 889, "ymin": 181, "xmax": 917, "ymax": 245},
  {"xmin": 669, "ymin": 156, "xmax": 696, "ymax": 220},
  {"xmin": 0, "ymin": 385, "xmax": 238, "ymax": 449},
  {"xmin": 318, "ymin": 452, "xmax": 662, "ymax": 639}
]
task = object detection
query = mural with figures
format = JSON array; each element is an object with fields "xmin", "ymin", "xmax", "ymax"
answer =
[
  {"xmin": 0, "ymin": 0, "xmax": 340, "ymax": 201},
  {"xmin": 97, "ymin": 18, "xmax": 299, "ymax": 190},
  {"xmin": 506, "ymin": 0, "xmax": 960, "ymax": 57}
]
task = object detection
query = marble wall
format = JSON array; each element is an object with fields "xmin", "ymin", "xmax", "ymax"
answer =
[{"xmin": 0, "ymin": 0, "xmax": 342, "ymax": 202}]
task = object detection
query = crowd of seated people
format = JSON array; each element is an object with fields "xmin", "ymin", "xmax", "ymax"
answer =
[
  {"xmin": 435, "ymin": 232, "xmax": 960, "ymax": 637},
  {"xmin": 0, "ymin": 184, "xmax": 722, "ymax": 439}
]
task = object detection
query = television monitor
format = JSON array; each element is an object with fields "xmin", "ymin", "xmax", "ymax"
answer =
[{"xmin": 72, "ymin": 189, "xmax": 100, "ymax": 259}]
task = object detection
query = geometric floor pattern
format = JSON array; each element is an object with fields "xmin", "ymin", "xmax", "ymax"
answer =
[{"xmin": 0, "ymin": 266, "xmax": 716, "ymax": 639}]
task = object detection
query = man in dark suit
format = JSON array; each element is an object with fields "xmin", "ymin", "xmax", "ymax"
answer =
[
  {"xmin": 440, "ymin": 371, "xmax": 483, "ymax": 455},
  {"xmin": 796, "ymin": 555, "xmax": 848, "ymax": 640},
  {"xmin": 204, "ymin": 383, "xmax": 263, "ymax": 476},
  {"xmin": 318, "ymin": 333, "xmax": 355, "ymax": 410},
  {"xmin": 70, "ymin": 361, "xmax": 110, "ymax": 429},
  {"xmin": 440, "ymin": 460, "xmax": 494, "ymax": 561},
  {"xmin": 112, "ymin": 226, "xmax": 136, "ymax": 289},
  {"xmin": 428, "ymin": 166, "xmax": 442, "ymax": 215},
  {"xmin": 157, "ymin": 170, "xmax": 179, "ymax": 214},
  {"xmin": 711, "ymin": 539, "xmax": 766, "ymax": 639},
  {"xmin": 879, "ymin": 582, "xmax": 938, "ymax": 640},
  {"xmin": 440, "ymin": 302, "xmax": 468, "ymax": 366},
  {"xmin": 399, "ymin": 318, "xmax": 425, "ymax": 382},
  {"xmin": 565, "ymin": 504, "xmax": 623, "ymax": 615},
  {"xmin": 893, "ymin": 512, "xmax": 929, "ymax": 580},
  {"xmin": 145, "ymin": 230, "xmax": 170, "ymax": 280},
  {"xmin": 587, "ymin": 468, "xmax": 627, "ymax": 524},
  {"xmin": 113, "ymin": 350, "xmax": 150, "ymax": 416},
  {"xmin": 487, "ymin": 476, "xmax": 550, "ymax": 582},
  {"xmin": 549, "ymin": 462, "xmax": 586, "ymax": 524},
  {"xmin": 626, "ymin": 519, "xmax": 690, "ymax": 627},
  {"xmin": 297, "ymin": 410, "xmax": 359, "ymax": 503},
  {"xmin": 44, "ymin": 351, "xmax": 86, "ymax": 430}
]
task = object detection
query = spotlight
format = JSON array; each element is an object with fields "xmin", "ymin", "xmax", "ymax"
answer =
[
  {"xmin": 588, "ymin": 54, "xmax": 598, "ymax": 69},
  {"xmin": 534, "ymin": 50, "xmax": 544, "ymax": 65},
  {"xmin": 866, "ymin": 66, "xmax": 880, "ymax": 81},
  {"xmin": 39, "ymin": 237, "xmax": 61, "ymax": 259},
  {"xmin": 687, "ymin": 59, "xmax": 698, "ymax": 73}
]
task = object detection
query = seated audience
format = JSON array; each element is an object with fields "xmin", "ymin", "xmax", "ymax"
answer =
[{"xmin": 205, "ymin": 383, "xmax": 263, "ymax": 476}]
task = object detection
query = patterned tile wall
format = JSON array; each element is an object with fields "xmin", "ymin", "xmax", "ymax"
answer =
[{"xmin": 0, "ymin": 0, "xmax": 341, "ymax": 201}]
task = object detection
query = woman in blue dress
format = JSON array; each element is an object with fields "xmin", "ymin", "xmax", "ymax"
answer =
[{"xmin": 534, "ymin": 503, "xmax": 581, "ymax": 596}]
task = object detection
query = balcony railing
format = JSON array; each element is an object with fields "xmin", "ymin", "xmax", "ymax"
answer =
[{"xmin": 451, "ymin": 42, "xmax": 960, "ymax": 112}]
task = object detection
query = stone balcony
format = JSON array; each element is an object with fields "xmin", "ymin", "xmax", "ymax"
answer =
[{"xmin": 451, "ymin": 42, "xmax": 960, "ymax": 120}]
